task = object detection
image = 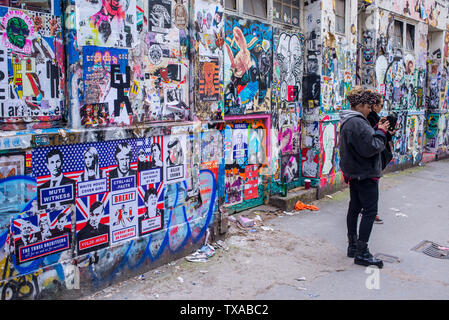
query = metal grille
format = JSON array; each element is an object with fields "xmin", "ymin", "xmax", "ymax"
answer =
[
  {"xmin": 373, "ymin": 253, "xmax": 400, "ymax": 263},
  {"xmin": 411, "ymin": 240, "xmax": 449, "ymax": 260}
]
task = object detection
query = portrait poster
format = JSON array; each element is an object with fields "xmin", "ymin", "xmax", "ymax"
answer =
[
  {"xmin": 12, "ymin": 208, "xmax": 72, "ymax": 263},
  {"xmin": 136, "ymin": 136, "xmax": 165, "ymax": 236},
  {"xmin": 232, "ymin": 123, "xmax": 249, "ymax": 165},
  {"xmin": 75, "ymin": 0, "xmax": 137, "ymax": 48},
  {"xmin": 148, "ymin": 0, "xmax": 172, "ymax": 34},
  {"xmin": 31, "ymin": 138, "xmax": 154, "ymax": 253},
  {"xmin": 163, "ymin": 134, "xmax": 186, "ymax": 184}
]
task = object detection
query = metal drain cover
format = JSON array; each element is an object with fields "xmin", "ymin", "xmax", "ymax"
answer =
[
  {"xmin": 373, "ymin": 253, "xmax": 400, "ymax": 263},
  {"xmin": 411, "ymin": 240, "xmax": 449, "ymax": 259}
]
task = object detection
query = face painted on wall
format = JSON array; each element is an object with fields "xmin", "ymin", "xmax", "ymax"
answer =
[
  {"xmin": 104, "ymin": 0, "xmax": 121, "ymax": 16},
  {"xmin": 6, "ymin": 17, "xmax": 30, "ymax": 49}
]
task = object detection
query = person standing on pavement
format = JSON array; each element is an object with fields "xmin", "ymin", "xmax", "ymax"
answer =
[
  {"xmin": 339, "ymin": 86, "xmax": 390, "ymax": 268},
  {"xmin": 366, "ymin": 91, "xmax": 395, "ymax": 224}
]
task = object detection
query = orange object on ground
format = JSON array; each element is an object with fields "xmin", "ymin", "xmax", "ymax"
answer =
[{"xmin": 294, "ymin": 200, "xmax": 319, "ymax": 211}]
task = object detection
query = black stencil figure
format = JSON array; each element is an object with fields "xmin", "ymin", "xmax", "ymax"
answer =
[
  {"xmin": 46, "ymin": 60, "xmax": 61, "ymax": 99},
  {"xmin": 111, "ymin": 64, "xmax": 132, "ymax": 117}
]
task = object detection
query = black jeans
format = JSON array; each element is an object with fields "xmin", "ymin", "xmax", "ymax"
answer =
[{"xmin": 346, "ymin": 178, "xmax": 379, "ymax": 243}]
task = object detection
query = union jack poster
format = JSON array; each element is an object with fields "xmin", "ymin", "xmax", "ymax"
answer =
[
  {"xmin": 12, "ymin": 207, "xmax": 72, "ymax": 263},
  {"xmin": 32, "ymin": 136, "xmax": 166, "ymax": 255}
]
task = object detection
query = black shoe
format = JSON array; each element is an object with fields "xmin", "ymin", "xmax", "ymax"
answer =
[
  {"xmin": 347, "ymin": 234, "xmax": 357, "ymax": 258},
  {"xmin": 354, "ymin": 240, "xmax": 384, "ymax": 268}
]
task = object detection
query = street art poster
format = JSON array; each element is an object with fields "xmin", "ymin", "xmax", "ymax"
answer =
[
  {"xmin": 0, "ymin": 7, "xmax": 64, "ymax": 121},
  {"xmin": 12, "ymin": 208, "xmax": 72, "ymax": 263},
  {"xmin": 82, "ymin": 46, "xmax": 131, "ymax": 125},
  {"xmin": 281, "ymin": 153, "xmax": 300, "ymax": 183},
  {"xmin": 137, "ymin": 135, "xmax": 165, "ymax": 236},
  {"xmin": 320, "ymin": 122, "xmax": 337, "ymax": 176},
  {"xmin": 75, "ymin": 0, "xmax": 137, "ymax": 48},
  {"xmin": 232, "ymin": 123, "xmax": 249, "ymax": 166},
  {"xmin": 164, "ymin": 134, "xmax": 186, "ymax": 184},
  {"xmin": 301, "ymin": 121, "xmax": 320, "ymax": 179},
  {"xmin": 224, "ymin": 164, "xmax": 243, "ymax": 206},
  {"xmin": 198, "ymin": 56, "xmax": 219, "ymax": 102},
  {"xmin": 194, "ymin": 0, "xmax": 223, "ymax": 56},
  {"xmin": 273, "ymin": 29, "xmax": 304, "ymax": 106},
  {"xmin": 148, "ymin": 0, "xmax": 172, "ymax": 34},
  {"xmin": 244, "ymin": 164, "xmax": 258, "ymax": 200},
  {"xmin": 31, "ymin": 138, "xmax": 166, "ymax": 254},
  {"xmin": 224, "ymin": 15, "xmax": 272, "ymax": 115}
]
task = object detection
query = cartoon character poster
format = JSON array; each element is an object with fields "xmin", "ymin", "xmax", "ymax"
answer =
[
  {"xmin": 76, "ymin": 0, "xmax": 137, "ymax": 48},
  {"xmin": 12, "ymin": 208, "xmax": 72, "ymax": 263},
  {"xmin": 224, "ymin": 15, "xmax": 272, "ymax": 115}
]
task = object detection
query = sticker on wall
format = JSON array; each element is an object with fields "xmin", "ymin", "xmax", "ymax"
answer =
[
  {"xmin": 76, "ymin": 0, "xmax": 137, "ymax": 47},
  {"xmin": 148, "ymin": 0, "xmax": 172, "ymax": 34}
]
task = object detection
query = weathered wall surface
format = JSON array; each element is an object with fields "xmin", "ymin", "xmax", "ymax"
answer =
[{"xmin": 0, "ymin": 0, "xmax": 448, "ymax": 299}]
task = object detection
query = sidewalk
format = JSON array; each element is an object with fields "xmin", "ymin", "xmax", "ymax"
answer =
[{"xmin": 80, "ymin": 159, "xmax": 449, "ymax": 300}]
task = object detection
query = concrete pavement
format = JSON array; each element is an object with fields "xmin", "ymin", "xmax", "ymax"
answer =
[{"xmin": 80, "ymin": 159, "xmax": 449, "ymax": 300}]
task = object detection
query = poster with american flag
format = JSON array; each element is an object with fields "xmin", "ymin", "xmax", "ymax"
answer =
[{"xmin": 32, "ymin": 137, "xmax": 166, "ymax": 254}]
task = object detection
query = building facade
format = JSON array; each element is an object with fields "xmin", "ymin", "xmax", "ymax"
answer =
[{"xmin": 0, "ymin": 0, "xmax": 447, "ymax": 299}]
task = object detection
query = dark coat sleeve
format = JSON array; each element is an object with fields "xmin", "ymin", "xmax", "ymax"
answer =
[{"xmin": 347, "ymin": 118, "xmax": 387, "ymax": 158}]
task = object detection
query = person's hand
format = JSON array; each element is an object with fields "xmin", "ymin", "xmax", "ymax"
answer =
[{"xmin": 378, "ymin": 120, "xmax": 390, "ymax": 132}]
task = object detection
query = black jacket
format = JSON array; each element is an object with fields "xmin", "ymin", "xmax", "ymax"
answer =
[
  {"xmin": 367, "ymin": 111, "xmax": 393, "ymax": 170},
  {"xmin": 339, "ymin": 110, "xmax": 387, "ymax": 180}
]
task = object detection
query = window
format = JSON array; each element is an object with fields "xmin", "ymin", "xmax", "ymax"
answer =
[
  {"xmin": 393, "ymin": 20, "xmax": 404, "ymax": 49},
  {"xmin": 335, "ymin": 0, "xmax": 346, "ymax": 34},
  {"xmin": 225, "ymin": 0, "xmax": 237, "ymax": 11},
  {"xmin": 273, "ymin": 0, "xmax": 301, "ymax": 27},
  {"xmin": 405, "ymin": 23, "xmax": 415, "ymax": 51},
  {"xmin": 243, "ymin": 0, "xmax": 268, "ymax": 19}
]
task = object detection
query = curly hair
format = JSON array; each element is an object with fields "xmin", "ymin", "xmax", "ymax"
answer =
[{"xmin": 347, "ymin": 87, "xmax": 380, "ymax": 108}]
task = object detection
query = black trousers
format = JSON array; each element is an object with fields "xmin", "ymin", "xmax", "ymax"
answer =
[{"xmin": 346, "ymin": 178, "xmax": 379, "ymax": 243}]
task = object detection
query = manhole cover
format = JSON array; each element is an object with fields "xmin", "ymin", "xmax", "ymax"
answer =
[
  {"xmin": 411, "ymin": 240, "xmax": 449, "ymax": 259},
  {"xmin": 373, "ymin": 253, "xmax": 400, "ymax": 263}
]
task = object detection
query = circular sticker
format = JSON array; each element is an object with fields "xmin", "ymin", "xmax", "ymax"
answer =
[{"xmin": 148, "ymin": 44, "xmax": 163, "ymax": 65}]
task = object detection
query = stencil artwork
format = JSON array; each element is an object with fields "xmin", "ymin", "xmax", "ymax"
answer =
[
  {"xmin": 148, "ymin": 0, "xmax": 171, "ymax": 34},
  {"xmin": 0, "ymin": 8, "xmax": 64, "ymax": 121},
  {"xmin": 224, "ymin": 15, "xmax": 272, "ymax": 115},
  {"xmin": 76, "ymin": 0, "xmax": 137, "ymax": 47}
]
